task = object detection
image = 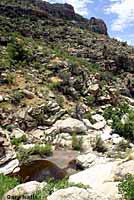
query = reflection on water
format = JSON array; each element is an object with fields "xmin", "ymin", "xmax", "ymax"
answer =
[{"xmin": 12, "ymin": 160, "xmax": 67, "ymax": 182}]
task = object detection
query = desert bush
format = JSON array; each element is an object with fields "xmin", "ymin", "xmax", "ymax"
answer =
[
  {"xmin": 103, "ymin": 103, "xmax": 134, "ymax": 140},
  {"xmin": 72, "ymin": 133, "xmax": 83, "ymax": 151},
  {"xmin": 35, "ymin": 178, "xmax": 88, "ymax": 199},
  {"xmin": 93, "ymin": 135, "xmax": 107, "ymax": 153},
  {"xmin": 0, "ymin": 174, "xmax": 19, "ymax": 199},
  {"xmin": 118, "ymin": 174, "xmax": 134, "ymax": 200},
  {"xmin": 86, "ymin": 95, "xmax": 95, "ymax": 106},
  {"xmin": 17, "ymin": 144, "xmax": 53, "ymax": 163},
  {"xmin": 11, "ymin": 135, "xmax": 27, "ymax": 147},
  {"xmin": 11, "ymin": 90, "xmax": 24, "ymax": 105},
  {"xmin": 6, "ymin": 72, "xmax": 16, "ymax": 85}
]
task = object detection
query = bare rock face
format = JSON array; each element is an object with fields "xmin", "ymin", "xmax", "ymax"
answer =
[
  {"xmin": 0, "ymin": 128, "xmax": 19, "ymax": 175},
  {"xmin": 89, "ymin": 17, "xmax": 108, "ymax": 35},
  {"xmin": 69, "ymin": 161, "xmax": 121, "ymax": 199},
  {"xmin": 0, "ymin": 0, "xmax": 108, "ymax": 35},
  {"xmin": 51, "ymin": 3, "xmax": 75, "ymax": 19}
]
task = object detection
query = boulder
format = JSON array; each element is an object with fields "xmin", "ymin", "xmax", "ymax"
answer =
[
  {"xmin": 92, "ymin": 121, "xmax": 106, "ymax": 130},
  {"xmin": 69, "ymin": 161, "xmax": 121, "ymax": 199},
  {"xmin": 91, "ymin": 114, "xmax": 106, "ymax": 130},
  {"xmin": 23, "ymin": 89, "xmax": 35, "ymax": 99},
  {"xmin": 76, "ymin": 153, "xmax": 111, "ymax": 169},
  {"xmin": 76, "ymin": 153, "xmax": 97, "ymax": 169},
  {"xmin": 47, "ymin": 187, "xmax": 109, "ymax": 200},
  {"xmin": 113, "ymin": 160, "xmax": 134, "ymax": 180},
  {"xmin": 3, "ymin": 181, "xmax": 46, "ymax": 200},
  {"xmin": 0, "ymin": 95, "xmax": 4, "ymax": 102},
  {"xmin": 11, "ymin": 128, "xmax": 27, "ymax": 139},
  {"xmin": 112, "ymin": 137, "xmax": 124, "ymax": 144},
  {"xmin": 45, "ymin": 117, "xmax": 87, "ymax": 135},
  {"xmin": 0, "ymin": 159, "xmax": 19, "ymax": 175},
  {"xmin": 92, "ymin": 114, "xmax": 105, "ymax": 122},
  {"xmin": 88, "ymin": 84, "xmax": 99, "ymax": 96},
  {"xmin": 30, "ymin": 129, "xmax": 44, "ymax": 140}
]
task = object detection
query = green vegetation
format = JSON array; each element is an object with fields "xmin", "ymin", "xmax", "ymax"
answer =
[
  {"xmin": 6, "ymin": 72, "xmax": 16, "ymax": 85},
  {"xmin": 11, "ymin": 90, "xmax": 25, "ymax": 105},
  {"xmin": 115, "ymin": 139, "xmax": 130, "ymax": 152},
  {"xmin": 0, "ymin": 175, "xmax": 87, "ymax": 200},
  {"xmin": 93, "ymin": 135, "xmax": 107, "ymax": 153},
  {"xmin": 34, "ymin": 178, "xmax": 88, "ymax": 200},
  {"xmin": 0, "ymin": 32, "xmax": 30, "ymax": 70},
  {"xmin": 103, "ymin": 102, "xmax": 129, "ymax": 120},
  {"xmin": 17, "ymin": 144, "xmax": 53, "ymax": 163},
  {"xmin": 11, "ymin": 135, "xmax": 27, "ymax": 147},
  {"xmin": 86, "ymin": 95, "xmax": 95, "ymax": 106},
  {"xmin": 118, "ymin": 174, "xmax": 134, "ymax": 200},
  {"xmin": 103, "ymin": 103, "xmax": 134, "ymax": 141},
  {"xmin": 0, "ymin": 174, "xmax": 20, "ymax": 199},
  {"xmin": 52, "ymin": 47, "xmax": 100, "ymax": 74},
  {"xmin": 48, "ymin": 81, "xmax": 61, "ymax": 90},
  {"xmin": 72, "ymin": 133, "xmax": 83, "ymax": 151}
]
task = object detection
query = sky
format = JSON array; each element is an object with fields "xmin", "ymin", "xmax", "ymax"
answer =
[{"xmin": 45, "ymin": 0, "xmax": 134, "ymax": 46}]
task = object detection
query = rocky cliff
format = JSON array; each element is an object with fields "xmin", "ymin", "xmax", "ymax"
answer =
[{"xmin": 0, "ymin": 0, "xmax": 108, "ymax": 35}]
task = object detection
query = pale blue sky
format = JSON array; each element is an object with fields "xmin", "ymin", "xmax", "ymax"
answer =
[{"xmin": 45, "ymin": 0, "xmax": 134, "ymax": 46}]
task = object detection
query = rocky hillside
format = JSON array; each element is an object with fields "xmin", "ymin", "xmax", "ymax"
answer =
[{"xmin": 0, "ymin": 0, "xmax": 134, "ymax": 200}]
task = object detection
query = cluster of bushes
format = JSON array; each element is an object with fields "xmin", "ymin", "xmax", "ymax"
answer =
[
  {"xmin": 118, "ymin": 174, "xmax": 134, "ymax": 200},
  {"xmin": 17, "ymin": 144, "xmax": 53, "ymax": 163},
  {"xmin": 0, "ymin": 174, "xmax": 20, "ymax": 199},
  {"xmin": 35, "ymin": 178, "xmax": 88, "ymax": 200},
  {"xmin": 103, "ymin": 103, "xmax": 134, "ymax": 141},
  {"xmin": 0, "ymin": 32, "xmax": 30, "ymax": 70},
  {"xmin": 0, "ymin": 174, "xmax": 87, "ymax": 200},
  {"xmin": 2, "ymin": 172, "xmax": 134, "ymax": 200},
  {"xmin": 11, "ymin": 135, "xmax": 27, "ymax": 147}
]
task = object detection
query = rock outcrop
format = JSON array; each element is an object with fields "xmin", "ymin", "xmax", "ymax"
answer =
[
  {"xmin": 69, "ymin": 160, "xmax": 121, "ymax": 199},
  {"xmin": 89, "ymin": 17, "xmax": 108, "ymax": 35},
  {"xmin": 0, "ymin": 128, "xmax": 19, "ymax": 175},
  {"xmin": 0, "ymin": 0, "xmax": 108, "ymax": 35}
]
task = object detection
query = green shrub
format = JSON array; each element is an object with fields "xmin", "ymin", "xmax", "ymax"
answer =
[
  {"xmin": 7, "ymin": 35, "xmax": 28, "ymax": 64},
  {"xmin": 103, "ymin": 103, "xmax": 129, "ymax": 121},
  {"xmin": 112, "ymin": 111, "xmax": 134, "ymax": 141},
  {"xmin": 56, "ymin": 95, "xmax": 64, "ymax": 107},
  {"xmin": 11, "ymin": 135, "xmax": 27, "ymax": 147},
  {"xmin": 11, "ymin": 90, "xmax": 24, "ymax": 105},
  {"xmin": 93, "ymin": 135, "xmax": 107, "ymax": 153},
  {"xmin": 17, "ymin": 144, "xmax": 53, "ymax": 163},
  {"xmin": 34, "ymin": 178, "xmax": 88, "ymax": 199},
  {"xmin": 118, "ymin": 174, "xmax": 134, "ymax": 200},
  {"xmin": 86, "ymin": 95, "xmax": 95, "ymax": 106},
  {"xmin": 48, "ymin": 81, "xmax": 61, "ymax": 90},
  {"xmin": 72, "ymin": 133, "xmax": 83, "ymax": 151},
  {"xmin": 33, "ymin": 144, "xmax": 52, "ymax": 156},
  {"xmin": 103, "ymin": 103, "xmax": 134, "ymax": 141},
  {"xmin": 6, "ymin": 72, "xmax": 16, "ymax": 85},
  {"xmin": 0, "ymin": 174, "xmax": 20, "ymax": 199},
  {"xmin": 115, "ymin": 139, "xmax": 130, "ymax": 152}
]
